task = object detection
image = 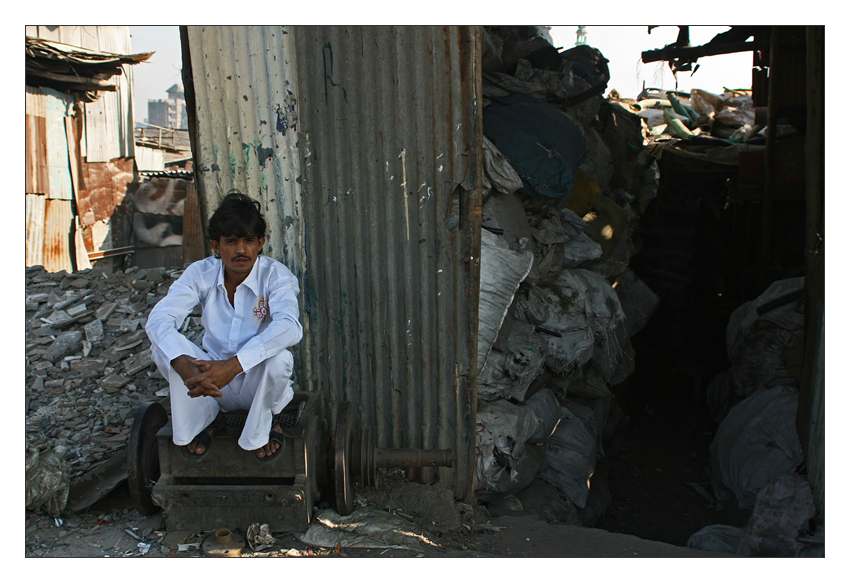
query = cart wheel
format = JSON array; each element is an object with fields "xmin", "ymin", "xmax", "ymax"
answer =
[
  {"xmin": 333, "ymin": 401, "xmax": 354, "ymax": 515},
  {"xmin": 127, "ymin": 402, "xmax": 167, "ymax": 515}
]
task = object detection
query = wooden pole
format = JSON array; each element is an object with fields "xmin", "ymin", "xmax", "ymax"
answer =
[
  {"xmin": 760, "ymin": 27, "xmax": 779, "ymax": 289},
  {"xmin": 797, "ymin": 25, "xmax": 825, "ymax": 524}
]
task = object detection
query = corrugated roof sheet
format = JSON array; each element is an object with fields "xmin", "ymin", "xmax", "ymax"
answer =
[{"xmin": 184, "ymin": 25, "xmax": 483, "ymax": 498}]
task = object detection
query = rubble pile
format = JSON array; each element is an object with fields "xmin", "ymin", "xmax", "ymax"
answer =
[
  {"xmin": 25, "ymin": 263, "xmax": 201, "ymax": 512},
  {"xmin": 473, "ymin": 27, "xmax": 661, "ymax": 526}
]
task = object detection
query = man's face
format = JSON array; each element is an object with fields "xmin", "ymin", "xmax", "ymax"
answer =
[{"xmin": 210, "ymin": 234, "xmax": 265, "ymax": 280}]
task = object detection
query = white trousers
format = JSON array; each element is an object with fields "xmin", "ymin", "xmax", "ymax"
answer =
[{"xmin": 151, "ymin": 343, "xmax": 294, "ymax": 451}]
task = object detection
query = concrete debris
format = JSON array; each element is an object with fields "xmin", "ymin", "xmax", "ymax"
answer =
[{"xmin": 25, "ymin": 263, "xmax": 199, "ymax": 503}]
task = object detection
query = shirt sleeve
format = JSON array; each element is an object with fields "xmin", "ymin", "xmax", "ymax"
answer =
[
  {"xmin": 145, "ymin": 266, "xmax": 207, "ymax": 364},
  {"xmin": 235, "ymin": 265, "xmax": 303, "ymax": 372}
]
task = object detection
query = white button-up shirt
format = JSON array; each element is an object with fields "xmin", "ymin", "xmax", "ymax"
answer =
[{"xmin": 146, "ymin": 255, "xmax": 303, "ymax": 371}]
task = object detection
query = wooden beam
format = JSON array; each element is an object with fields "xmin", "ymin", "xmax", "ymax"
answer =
[{"xmin": 642, "ymin": 41, "xmax": 761, "ymax": 64}]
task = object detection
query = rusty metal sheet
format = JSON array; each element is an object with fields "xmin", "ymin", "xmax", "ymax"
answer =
[
  {"xmin": 25, "ymin": 114, "xmax": 48, "ymax": 194},
  {"xmin": 184, "ymin": 26, "xmax": 483, "ymax": 499},
  {"xmin": 42, "ymin": 198, "xmax": 74, "ymax": 273},
  {"xmin": 78, "ymin": 157, "xmax": 135, "ymax": 225},
  {"xmin": 25, "ymin": 194, "xmax": 46, "ymax": 267}
]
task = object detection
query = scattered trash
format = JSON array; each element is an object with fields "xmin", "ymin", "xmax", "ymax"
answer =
[
  {"xmin": 247, "ymin": 523, "xmax": 277, "ymax": 552},
  {"xmin": 124, "ymin": 528, "xmax": 142, "ymax": 540},
  {"xmin": 737, "ymin": 474, "xmax": 817, "ymax": 557},
  {"xmin": 25, "ymin": 432, "xmax": 70, "ymax": 518},
  {"xmin": 136, "ymin": 542, "xmax": 151, "ymax": 556},
  {"xmin": 297, "ymin": 508, "xmax": 438, "ymax": 552}
]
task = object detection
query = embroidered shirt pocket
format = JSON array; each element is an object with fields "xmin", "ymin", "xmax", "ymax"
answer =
[{"xmin": 252, "ymin": 295, "xmax": 269, "ymax": 325}]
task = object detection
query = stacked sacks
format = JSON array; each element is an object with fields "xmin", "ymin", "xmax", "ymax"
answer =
[
  {"xmin": 474, "ymin": 27, "xmax": 661, "ymax": 526},
  {"xmin": 688, "ymin": 278, "xmax": 819, "ymax": 556}
]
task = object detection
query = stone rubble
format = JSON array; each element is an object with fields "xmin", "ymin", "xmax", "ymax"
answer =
[{"xmin": 25, "ymin": 264, "xmax": 204, "ymax": 486}]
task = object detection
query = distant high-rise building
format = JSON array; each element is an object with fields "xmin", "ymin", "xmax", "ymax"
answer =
[{"xmin": 147, "ymin": 83, "xmax": 187, "ymax": 129}]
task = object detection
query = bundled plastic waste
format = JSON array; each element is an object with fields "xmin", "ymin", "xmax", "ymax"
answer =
[{"xmin": 474, "ymin": 27, "xmax": 661, "ymax": 520}]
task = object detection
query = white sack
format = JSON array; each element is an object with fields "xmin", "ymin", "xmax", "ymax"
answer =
[
  {"xmin": 536, "ymin": 269, "xmax": 625, "ymax": 381},
  {"xmin": 709, "ymin": 386, "xmax": 803, "ymax": 509},
  {"xmin": 725, "ymin": 277, "xmax": 805, "ymax": 398},
  {"xmin": 478, "ymin": 322, "xmax": 547, "ymax": 402},
  {"xmin": 477, "ymin": 229, "xmax": 534, "ymax": 374},
  {"xmin": 475, "ymin": 399, "xmax": 542, "ymax": 491}
]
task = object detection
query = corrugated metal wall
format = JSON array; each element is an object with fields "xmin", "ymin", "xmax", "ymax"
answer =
[{"xmin": 184, "ymin": 25, "xmax": 482, "ymax": 498}]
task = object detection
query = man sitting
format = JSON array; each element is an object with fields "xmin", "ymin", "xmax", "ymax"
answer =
[{"xmin": 145, "ymin": 192, "xmax": 303, "ymax": 461}]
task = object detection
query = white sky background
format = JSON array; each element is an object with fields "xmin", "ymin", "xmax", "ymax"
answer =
[
  {"xmin": 126, "ymin": 25, "xmax": 756, "ymax": 118},
  {"xmin": 548, "ymin": 26, "xmax": 754, "ymax": 99}
]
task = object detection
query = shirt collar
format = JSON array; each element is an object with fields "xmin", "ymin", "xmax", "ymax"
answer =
[{"xmin": 215, "ymin": 255, "xmax": 262, "ymax": 293}]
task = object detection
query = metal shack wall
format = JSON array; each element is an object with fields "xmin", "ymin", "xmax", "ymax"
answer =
[{"xmin": 184, "ymin": 26, "xmax": 482, "ymax": 499}]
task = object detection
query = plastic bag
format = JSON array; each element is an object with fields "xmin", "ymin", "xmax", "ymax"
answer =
[
  {"xmin": 483, "ymin": 92, "xmax": 587, "ymax": 199},
  {"xmin": 579, "ymin": 127, "xmax": 614, "ymax": 194},
  {"xmin": 687, "ymin": 524, "xmax": 743, "ymax": 554},
  {"xmin": 737, "ymin": 474, "xmax": 816, "ymax": 557},
  {"xmin": 725, "ymin": 277, "xmax": 805, "ymax": 398},
  {"xmin": 614, "ymin": 269, "xmax": 660, "ymax": 339},
  {"xmin": 25, "ymin": 432, "xmax": 70, "ymax": 517},
  {"xmin": 525, "ymin": 388, "xmax": 564, "ymax": 442},
  {"xmin": 482, "ymin": 135, "xmax": 523, "ymax": 197},
  {"xmin": 709, "ymin": 386, "xmax": 803, "ymax": 509},
  {"xmin": 536, "ymin": 269, "xmax": 625, "ymax": 382},
  {"xmin": 478, "ymin": 322, "xmax": 547, "ymax": 402},
  {"xmin": 475, "ymin": 399, "xmax": 542, "ymax": 491},
  {"xmin": 542, "ymin": 401, "xmax": 597, "ymax": 508},
  {"xmin": 477, "ymin": 229, "xmax": 534, "ymax": 374}
]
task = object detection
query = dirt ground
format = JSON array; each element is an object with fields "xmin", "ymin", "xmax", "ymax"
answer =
[
  {"xmin": 24, "ymin": 480, "xmax": 734, "ymax": 560},
  {"xmin": 24, "ymin": 393, "xmax": 747, "ymax": 561}
]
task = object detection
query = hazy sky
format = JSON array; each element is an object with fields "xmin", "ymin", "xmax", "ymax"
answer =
[
  {"xmin": 127, "ymin": 25, "xmax": 753, "ymax": 123},
  {"xmin": 129, "ymin": 26, "xmax": 183, "ymax": 123}
]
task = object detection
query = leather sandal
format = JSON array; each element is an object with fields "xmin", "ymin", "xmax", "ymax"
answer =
[
  {"xmin": 257, "ymin": 426, "xmax": 285, "ymax": 463},
  {"xmin": 181, "ymin": 415, "xmax": 226, "ymax": 461}
]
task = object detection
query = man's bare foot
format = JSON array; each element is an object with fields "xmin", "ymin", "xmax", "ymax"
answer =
[{"xmin": 255, "ymin": 425, "xmax": 282, "ymax": 459}]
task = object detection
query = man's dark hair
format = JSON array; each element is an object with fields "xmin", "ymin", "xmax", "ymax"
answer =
[{"xmin": 208, "ymin": 192, "xmax": 267, "ymax": 242}]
